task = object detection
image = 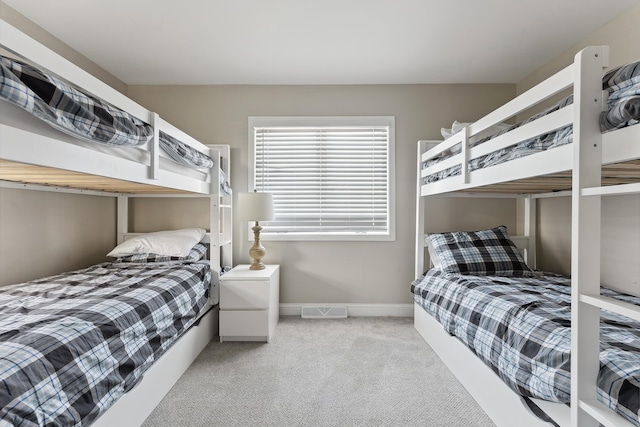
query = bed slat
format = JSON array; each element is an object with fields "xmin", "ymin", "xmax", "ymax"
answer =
[{"xmin": 0, "ymin": 160, "xmax": 191, "ymax": 194}]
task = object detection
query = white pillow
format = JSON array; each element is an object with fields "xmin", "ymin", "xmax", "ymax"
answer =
[
  {"xmin": 107, "ymin": 228, "xmax": 206, "ymax": 258},
  {"xmin": 425, "ymin": 236, "xmax": 441, "ymax": 269},
  {"xmin": 451, "ymin": 120, "xmax": 472, "ymax": 135}
]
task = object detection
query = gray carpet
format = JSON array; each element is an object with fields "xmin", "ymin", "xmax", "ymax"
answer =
[{"xmin": 142, "ymin": 317, "xmax": 495, "ymax": 427}]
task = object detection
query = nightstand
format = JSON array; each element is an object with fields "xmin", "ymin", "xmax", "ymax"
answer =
[{"xmin": 219, "ymin": 264, "xmax": 279, "ymax": 343}]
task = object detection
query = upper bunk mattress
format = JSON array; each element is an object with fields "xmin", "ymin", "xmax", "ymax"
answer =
[
  {"xmin": 423, "ymin": 59, "xmax": 640, "ymax": 184},
  {"xmin": 0, "ymin": 55, "xmax": 214, "ymax": 171},
  {"xmin": 411, "ymin": 270, "xmax": 640, "ymax": 426},
  {"xmin": 0, "ymin": 260, "xmax": 212, "ymax": 426}
]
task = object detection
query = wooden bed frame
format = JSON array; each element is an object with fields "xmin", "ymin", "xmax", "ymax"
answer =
[
  {"xmin": 0, "ymin": 19, "xmax": 232, "ymax": 426},
  {"xmin": 415, "ymin": 46, "xmax": 640, "ymax": 427}
]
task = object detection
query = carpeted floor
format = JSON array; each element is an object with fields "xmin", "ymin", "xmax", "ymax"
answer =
[{"xmin": 142, "ymin": 317, "xmax": 495, "ymax": 427}]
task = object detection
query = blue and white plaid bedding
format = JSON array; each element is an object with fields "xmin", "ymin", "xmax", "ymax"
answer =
[
  {"xmin": 159, "ymin": 131, "xmax": 213, "ymax": 170},
  {"xmin": 411, "ymin": 270, "xmax": 640, "ymax": 426},
  {"xmin": 0, "ymin": 55, "xmax": 214, "ymax": 171},
  {"xmin": 0, "ymin": 260, "xmax": 212, "ymax": 426},
  {"xmin": 424, "ymin": 59, "xmax": 640, "ymax": 184}
]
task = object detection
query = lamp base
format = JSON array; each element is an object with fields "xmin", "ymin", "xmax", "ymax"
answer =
[
  {"xmin": 248, "ymin": 222, "xmax": 267, "ymax": 270},
  {"xmin": 249, "ymin": 260, "xmax": 266, "ymax": 270}
]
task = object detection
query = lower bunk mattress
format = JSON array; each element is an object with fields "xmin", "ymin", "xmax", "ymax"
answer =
[
  {"xmin": 411, "ymin": 270, "xmax": 640, "ymax": 426},
  {"xmin": 0, "ymin": 260, "xmax": 213, "ymax": 426}
]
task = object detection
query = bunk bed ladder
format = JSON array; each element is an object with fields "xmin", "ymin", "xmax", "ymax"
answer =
[{"xmin": 571, "ymin": 46, "xmax": 638, "ymax": 427}]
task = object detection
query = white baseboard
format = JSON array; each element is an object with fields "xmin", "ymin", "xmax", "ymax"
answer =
[{"xmin": 280, "ymin": 303, "xmax": 414, "ymax": 317}]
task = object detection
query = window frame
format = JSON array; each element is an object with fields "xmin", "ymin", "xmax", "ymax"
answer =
[{"xmin": 247, "ymin": 116, "xmax": 395, "ymax": 242}]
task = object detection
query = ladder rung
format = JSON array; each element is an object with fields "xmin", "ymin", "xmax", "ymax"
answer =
[
  {"xmin": 579, "ymin": 399, "xmax": 637, "ymax": 427},
  {"xmin": 580, "ymin": 294, "xmax": 640, "ymax": 322},
  {"xmin": 582, "ymin": 182, "xmax": 640, "ymax": 197}
]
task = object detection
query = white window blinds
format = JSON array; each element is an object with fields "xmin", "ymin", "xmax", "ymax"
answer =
[{"xmin": 249, "ymin": 117, "xmax": 395, "ymax": 241}]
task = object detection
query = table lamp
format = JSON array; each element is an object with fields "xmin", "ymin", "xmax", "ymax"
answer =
[{"xmin": 237, "ymin": 191, "xmax": 275, "ymax": 270}]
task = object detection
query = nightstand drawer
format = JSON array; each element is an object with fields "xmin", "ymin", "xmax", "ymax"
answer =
[
  {"xmin": 220, "ymin": 280, "xmax": 270, "ymax": 309},
  {"xmin": 219, "ymin": 310, "xmax": 268, "ymax": 336}
]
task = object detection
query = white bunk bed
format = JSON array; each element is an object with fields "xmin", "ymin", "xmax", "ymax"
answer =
[
  {"xmin": 414, "ymin": 46, "xmax": 640, "ymax": 427},
  {"xmin": 0, "ymin": 19, "xmax": 232, "ymax": 426}
]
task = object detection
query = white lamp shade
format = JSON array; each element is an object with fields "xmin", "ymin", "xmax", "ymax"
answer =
[{"xmin": 237, "ymin": 192, "xmax": 275, "ymax": 222}]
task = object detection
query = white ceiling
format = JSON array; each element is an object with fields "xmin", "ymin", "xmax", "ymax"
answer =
[{"xmin": 3, "ymin": 0, "xmax": 640, "ymax": 85}]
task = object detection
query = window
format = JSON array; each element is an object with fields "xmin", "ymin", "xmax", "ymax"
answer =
[{"xmin": 248, "ymin": 116, "xmax": 395, "ymax": 241}]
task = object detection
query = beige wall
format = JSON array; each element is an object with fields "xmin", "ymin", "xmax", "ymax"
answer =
[
  {"xmin": 127, "ymin": 84, "xmax": 516, "ymax": 304},
  {"xmin": 0, "ymin": 188, "xmax": 116, "ymax": 285},
  {"xmin": 518, "ymin": 4, "xmax": 640, "ymax": 94},
  {"xmin": 0, "ymin": 2, "xmax": 127, "ymax": 94},
  {"xmin": 517, "ymin": 3, "xmax": 640, "ymax": 294}
]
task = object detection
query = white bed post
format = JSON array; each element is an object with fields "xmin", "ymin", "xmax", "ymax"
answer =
[
  {"xmin": 149, "ymin": 112, "xmax": 160, "ymax": 180},
  {"xmin": 209, "ymin": 148, "xmax": 221, "ymax": 276},
  {"xmin": 116, "ymin": 195, "xmax": 128, "ymax": 244},
  {"xmin": 416, "ymin": 140, "xmax": 441, "ymax": 278},
  {"xmin": 415, "ymin": 140, "xmax": 427, "ymax": 278},
  {"xmin": 461, "ymin": 126, "xmax": 470, "ymax": 184},
  {"xmin": 570, "ymin": 46, "xmax": 608, "ymax": 427},
  {"xmin": 523, "ymin": 195, "xmax": 537, "ymax": 269}
]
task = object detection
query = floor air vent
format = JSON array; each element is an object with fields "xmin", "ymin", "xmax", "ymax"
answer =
[{"xmin": 301, "ymin": 306, "xmax": 348, "ymax": 319}]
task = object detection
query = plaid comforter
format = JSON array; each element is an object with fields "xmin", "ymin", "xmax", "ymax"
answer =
[
  {"xmin": 411, "ymin": 270, "xmax": 640, "ymax": 426},
  {"xmin": 0, "ymin": 261, "xmax": 212, "ymax": 426},
  {"xmin": 0, "ymin": 55, "xmax": 213, "ymax": 170}
]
